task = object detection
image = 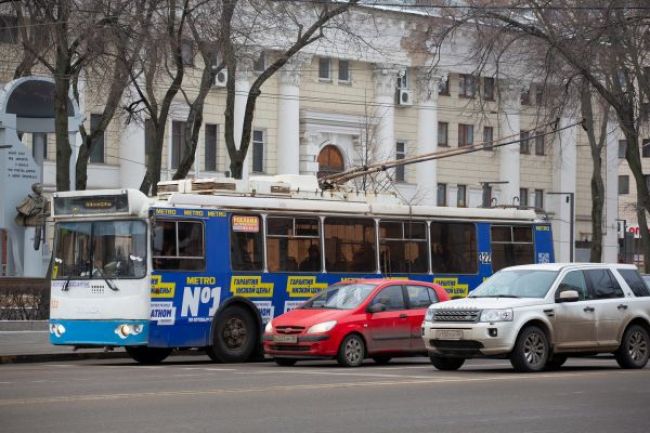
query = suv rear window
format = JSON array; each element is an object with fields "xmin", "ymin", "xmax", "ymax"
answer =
[
  {"xmin": 618, "ymin": 269, "xmax": 650, "ymax": 297},
  {"xmin": 584, "ymin": 269, "xmax": 624, "ymax": 299}
]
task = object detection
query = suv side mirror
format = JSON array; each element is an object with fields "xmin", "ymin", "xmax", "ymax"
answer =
[
  {"xmin": 368, "ymin": 303, "xmax": 387, "ymax": 313},
  {"xmin": 557, "ymin": 289, "xmax": 580, "ymax": 303}
]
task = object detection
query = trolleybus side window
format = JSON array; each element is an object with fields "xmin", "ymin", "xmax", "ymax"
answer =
[
  {"xmin": 153, "ymin": 220, "xmax": 205, "ymax": 271},
  {"xmin": 231, "ymin": 215, "xmax": 263, "ymax": 271},
  {"xmin": 379, "ymin": 220, "xmax": 428, "ymax": 274},
  {"xmin": 490, "ymin": 225, "xmax": 534, "ymax": 272},
  {"xmin": 324, "ymin": 217, "xmax": 376, "ymax": 273},
  {"xmin": 267, "ymin": 217, "xmax": 321, "ymax": 272},
  {"xmin": 430, "ymin": 222, "xmax": 477, "ymax": 274}
]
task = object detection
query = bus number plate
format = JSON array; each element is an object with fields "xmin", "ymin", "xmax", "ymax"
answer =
[
  {"xmin": 273, "ymin": 334, "xmax": 298, "ymax": 343},
  {"xmin": 437, "ymin": 329, "xmax": 463, "ymax": 340}
]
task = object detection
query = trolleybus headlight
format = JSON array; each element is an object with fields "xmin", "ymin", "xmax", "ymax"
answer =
[
  {"xmin": 50, "ymin": 323, "xmax": 66, "ymax": 337},
  {"xmin": 306, "ymin": 320, "xmax": 337, "ymax": 334},
  {"xmin": 115, "ymin": 324, "xmax": 144, "ymax": 339},
  {"xmin": 264, "ymin": 320, "xmax": 273, "ymax": 334}
]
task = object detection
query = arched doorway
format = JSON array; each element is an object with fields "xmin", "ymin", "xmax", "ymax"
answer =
[{"xmin": 317, "ymin": 145, "xmax": 344, "ymax": 178}]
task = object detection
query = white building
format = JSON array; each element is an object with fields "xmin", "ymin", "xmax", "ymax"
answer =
[{"xmin": 0, "ymin": 4, "xmax": 620, "ymax": 276}]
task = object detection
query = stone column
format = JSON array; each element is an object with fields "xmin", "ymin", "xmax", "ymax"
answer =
[
  {"xmin": 603, "ymin": 123, "xmax": 620, "ymax": 262},
  {"xmin": 551, "ymin": 117, "xmax": 578, "ymax": 262},
  {"xmin": 373, "ymin": 64, "xmax": 399, "ymax": 174},
  {"xmin": 235, "ymin": 64, "xmax": 251, "ymax": 181},
  {"xmin": 498, "ymin": 81, "xmax": 522, "ymax": 206},
  {"xmin": 416, "ymin": 69, "xmax": 443, "ymax": 205},
  {"xmin": 277, "ymin": 54, "xmax": 310, "ymax": 175}
]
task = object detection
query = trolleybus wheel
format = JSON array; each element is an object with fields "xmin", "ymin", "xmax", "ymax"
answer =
[
  {"xmin": 125, "ymin": 346, "xmax": 172, "ymax": 364},
  {"xmin": 207, "ymin": 305, "xmax": 257, "ymax": 363}
]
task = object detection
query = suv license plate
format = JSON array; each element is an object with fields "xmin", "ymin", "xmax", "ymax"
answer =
[
  {"xmin": 273, "ymin": 334, "xmax": 298, "ymax": 343},
  {"xmin": 437, "ymin": 329, "xmax": 463, "ymax": 340}
]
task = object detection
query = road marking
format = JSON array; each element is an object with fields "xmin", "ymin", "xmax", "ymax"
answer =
[{"xmin": 0, "ymin": 370, "xmax": 643, "ymax": 407}]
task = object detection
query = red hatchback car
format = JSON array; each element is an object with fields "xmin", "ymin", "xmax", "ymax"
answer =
[{"xmin": 263, "ymin": 279, "xmax": 449, "ymax": 367}]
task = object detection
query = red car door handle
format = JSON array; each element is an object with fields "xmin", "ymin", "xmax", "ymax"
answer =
[{"xmin": 399, "ymin": 314, "xmax": 408, "ymax": 319}]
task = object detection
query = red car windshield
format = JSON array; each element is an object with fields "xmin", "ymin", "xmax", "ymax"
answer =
[{"xmin": 301, "ymin": 283, "xmax": 376, "ymax": 310}]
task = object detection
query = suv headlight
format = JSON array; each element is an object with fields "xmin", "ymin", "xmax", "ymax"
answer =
[
  {"xmin": 307, "ymin": 320, "xmax": 337, "ymax": 334},
  {"xmin": 480, "ymin": 309, "xmax": 513, "ymax": 322},
  {"xmin": 424, "ymin": 307, "xmax": 436, "ymax": 322}
]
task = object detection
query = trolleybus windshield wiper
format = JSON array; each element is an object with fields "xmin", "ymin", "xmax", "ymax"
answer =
[{"xmin": 94, "ymin": 267, "xmax": 119, "ymax": 291}]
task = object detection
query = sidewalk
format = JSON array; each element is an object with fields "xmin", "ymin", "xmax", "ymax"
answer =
[{"xmin": 0, "ymin": 321, "xmax": 127, "ymax": 364}]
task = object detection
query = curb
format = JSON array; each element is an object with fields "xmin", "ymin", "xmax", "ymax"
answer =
[{"xmin": 0, "ymin": 351, "xmax": 128, "ymax": 364}]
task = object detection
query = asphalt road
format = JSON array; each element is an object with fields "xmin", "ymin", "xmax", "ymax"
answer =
[{"xmin": 0, "ymin": 356, "xmax": 648, "ymax": 433}]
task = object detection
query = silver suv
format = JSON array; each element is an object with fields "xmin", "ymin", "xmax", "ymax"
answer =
[{"xmin": 422, "ymin": 263, "xmax": 650, "ymax": 372}]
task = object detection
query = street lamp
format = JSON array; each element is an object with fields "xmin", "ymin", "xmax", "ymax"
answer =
[
  {"xmin": 616, "ymin": 218, "xmax": 628, "ymax": 263},
  {"xmin": 548, "ymin": 192, "xmax": 575, "ymax": 262}
]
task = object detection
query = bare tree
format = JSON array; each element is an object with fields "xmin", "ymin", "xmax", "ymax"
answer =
[
  {"xmin": 73, "ymin": 0, "xmax": 155, "ymax": 190},
  {"xmin": 12, "ymin": 0, "xmax": 115, "ymax": 191},
  {"xmin": 220, "ymin": 0, "xmax": 361, "ymax": 179},
  {"xmin": 126, "ymin": 0, "xmax": 195, "ymax": 196},
  {"xmin": 432, "ymin": 0, "xmax": 648, "ymax": 265}
]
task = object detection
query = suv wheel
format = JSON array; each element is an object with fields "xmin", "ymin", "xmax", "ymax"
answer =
[
  {"xmin": 615, "ymin": 324, "xmax": 650, "ymax": 369},
  {"xmin": 510, "ymin": 326, "xmax": 549, "ymax": 372}
]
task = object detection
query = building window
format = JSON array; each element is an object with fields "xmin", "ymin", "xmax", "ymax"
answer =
[
  {"xmin": 171, "ymin": 121, "xmax": 187, "ymax": 170},
  {"xmin": 483, "ymin": 126, "xmax": 493, "ymax": 150},
  {"xmin": 205, "ymin": 124, "xmax": 218, "ymax": 172},
  {"xmin": 438, "ymin": 75, "xmax": 450, "ymax": 95},
  {"xmin": 458, "ymin": 124, "xmax": 474, "ymax": 147},
  {"xmin": 338, "ymin": 60, "xmax": 350, "ymax": 82},
  {"xmin": 437, "ymin": 183, "xmax": 447, "ymax": 206},
  {"xmin": 535, "ymin": 132, "xmax": 545, "ymax": 155},
  {"xmin": 520, "ymin": 130, "xmax": 531, "ymax": 154},
  {"xmin": 534, "ymin": 189, "xmax": 544, "ymax": 209},
  {"xmin": 31, "ymin": 133, "xmax": 47, "ymax": 162},
  {"xmin": 619, "ymin": 140, "xmax": 627, "ymax": 158},
  {"xmin": 459, "ymin": 74, "xmax": 476, "ymax": 98},
  {"xmin": 395, "ymin": 141, "xmax": 405, "ymax": 182},
  {"xmin": 484, "ymin": 77, "xmax": 495, "ymax": 101},
  {"xmin": 519, "ymin": 188, "xmax": 528, "ymax": 207},
  {"xmin": 0, "ymin": 15, "xmax": 18, "ymax": 44},
  {"xmin": 253, "ymin": 51, "xmax": 265, "ymax": 73},
  {"xmin": 645, "ymin": 175, "xmax": 650, "ymax": 191},
  {"xmin": 642, "ymin": 139, "xmax": 650, "ymax": 158},
  {"xmin": 521, "ymin": 88, "xmax": 531, "ymax": 105},
  {"xmin": 535, "ymin": 85, "xmax": 544, "ymax": 106},
  {"xmin": 438, "ymin": 122, "xmax": 448, "ymax": 147},
  {"xmin": 318, "ymin": 57, "xmax": 331, "ymax": 80},
  {"xmin": 144, "ymin": 119, "xmax": 154, "ymax": 159},
  {"xmin": 457, "ymin": 184, "xmax": 467, "ymax": 207},
  {"xmin": 181, "ymin": 39, "xmax": 194, "ymax": 66},
  {"xmin": 252, "ymin": 129, "xmax": 264, "ymax": 173},
  {"xmin": 89, "ymin": 114, "xmax": 105, "ymax": 163},
  {"xmin": 317, "ymin": 145, "xmax": 344, "ymax": 178},
  {"xmin": 619, "ymin": 175, "xmax": 629, "ymax": 195}
]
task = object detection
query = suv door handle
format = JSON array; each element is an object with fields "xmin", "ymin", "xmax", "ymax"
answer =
[
  {"xmin": 583, "ymin": 306, "xmax": 595, "ymax": 313},
  {"xmin": 617, "ymin": 304, "xmax": 628, "ymax": 310},
  {"xmin": 399, "ymin": 314, "xmax": 408, "ymax": 319}
]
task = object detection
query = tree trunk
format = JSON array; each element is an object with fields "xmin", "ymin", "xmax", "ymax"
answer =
[
  {"xmin": 580, "ymin": 83, "xmax": 605, "ymax": 263},
  {"xmin": 620, "ymin": 113, "xmax": 650, "ymax": 272},
  {"xmin": 140, "ymin": 128, "xmax": 164, "ymax": 196},
  {"xmin": 173, "ymin": 64, "xmax": 213, "ymax": 180},
  {"xmin": 54, "ymin": 71, "xmax": 71, "ymax": 191},
  {"xmin": 75, "ymin": 135, "xmax": 91, "ymax": 190}
]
